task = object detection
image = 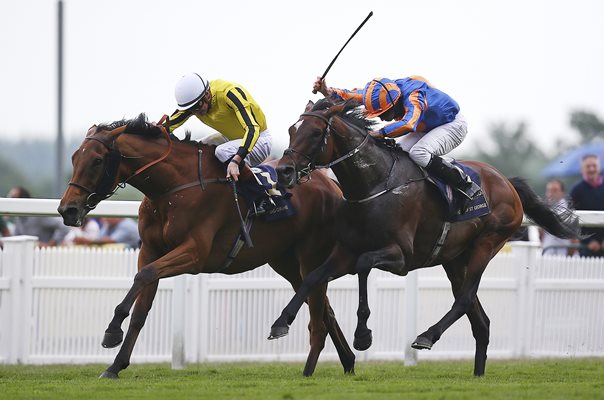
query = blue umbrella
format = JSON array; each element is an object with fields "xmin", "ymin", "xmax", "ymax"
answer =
[{"xmin": 542, "ymin": 140, "xmax": 604, "ymax": 178}]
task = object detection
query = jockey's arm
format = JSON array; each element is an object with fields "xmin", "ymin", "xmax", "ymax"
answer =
[
  {"xmin": 382, "ymin": 90, "xmax": 425, "ymax": 138},
  {"xmin": 225, "ymin": 89, "xmax": 261, "ymax": 160},
  {"xmin": 330, "ymin": 87, "xmax": 364, "ymax": 103},
  {"xmin": 166, "ymin": 109, "xmax": 194, "ymax": 133}
]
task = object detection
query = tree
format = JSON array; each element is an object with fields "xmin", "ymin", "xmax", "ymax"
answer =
[
  {"xmin": 0, "ymin": 156, "xmax": 28, "ymax": 196},
  {"xmin": 467, "ymin": 121, "xmax": 549, "ymax": 193},
  {"xmin": 569, "ymin": 110, "xmax": 604, "ymax": 144}
]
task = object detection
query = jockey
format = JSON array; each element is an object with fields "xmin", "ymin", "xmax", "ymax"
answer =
[
  {"xmin": 313, "ymin": 76, "xmax": 481, "ymax": 200},
  {"xmin": 165, "ymin": 73, "xmax": 272, "ymax": 182}
]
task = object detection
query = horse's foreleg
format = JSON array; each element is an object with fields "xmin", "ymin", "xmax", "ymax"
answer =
[
  {"xmin": 354, "ymin": 270, "xmax": 372, "ymax": 351},
  {"xmin": 102, "ymin": 244, "xmax": 201, "ymax": 349},
  {"xmin": 268, "ymin": 245, "xmax": 355, "ymax": 340},
  {"xmin": 354, "ymin": 244, "xmax": 405, "ymax": 351},
  {"xmin": 269, "ymin": 252, "xmax": 355, "ymax": 376},
  {"xmin": 323, "ymin": 300, "xmax": 356, "ymax": 374},
  {"xmin": 100, "ymin": 281, "xmax": 159, "ymax": 379},
  {"xmin": 303, "ymin": 282, "xmax": 329, "ymax": 377}
]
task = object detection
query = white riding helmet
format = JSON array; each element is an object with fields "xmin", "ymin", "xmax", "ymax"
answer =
[{"xmin": 174, "ymin": 72, "xmax": 210, "ymax": 110}]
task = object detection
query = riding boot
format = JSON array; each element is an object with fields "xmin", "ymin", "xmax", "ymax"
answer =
[{"xmin": 426, "ymin": 155, "xmax": 482, "ymax": 200}]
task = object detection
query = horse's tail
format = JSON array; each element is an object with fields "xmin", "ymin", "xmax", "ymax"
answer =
[{"xmin": 509, "ymin": 177, "xmax": 582, "ymax": 239}]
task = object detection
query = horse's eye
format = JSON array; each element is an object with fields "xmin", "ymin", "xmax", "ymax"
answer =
[{"xmin": 93, "ymin": 157, "xmax": 103, "ymax": 165}]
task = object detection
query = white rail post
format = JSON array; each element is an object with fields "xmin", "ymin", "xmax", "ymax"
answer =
[
  {"xmin": 523, "ymin": 243, "xmax": 539, "ymax": 359},
  {"xmin": 3, "ymin": 236, "xmax": 37, "ymax": 364},
  {"xmin": 171, "ymin": 274, "xmax": 187, "ymax": 369},
  {"xmin": 511, "ymin": 241, "xmax": 539, "ymax": 358},
  {"xmin": 404, "ymin": 271, "xmax": 418, "ymax": 366}
]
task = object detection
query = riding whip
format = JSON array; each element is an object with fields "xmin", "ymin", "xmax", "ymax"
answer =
[
  {"xmin": 230, "ymin": 180, "xmax": 254, "ymax": 248},
  {"xmin": 312, "ymin": 11, "xmax": 374, "ymax": 94}
]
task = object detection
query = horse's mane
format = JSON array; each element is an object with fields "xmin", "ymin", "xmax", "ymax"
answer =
[
  {"xmin": 98, "ymin": 113, "xmax": 198, "ymax": 145},
  {"xmin": 312, "ymin": 98, "xmax": 402, "ymax": 154},
  {"xmin": 96, "ymin": 113, "xmax": 162, "ymax": 138},
  {"xmin": 311, "ymin": 99, "xmax": 377, "ymax": 132}
]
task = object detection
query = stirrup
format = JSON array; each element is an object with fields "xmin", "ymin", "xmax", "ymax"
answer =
[
  {"xmin": 252, "ymin": 199, "xmax": 269, "ymax": 216},
  {"xmin": 457, "ymin": 178, "xmax": 482, "ymax": 200}
]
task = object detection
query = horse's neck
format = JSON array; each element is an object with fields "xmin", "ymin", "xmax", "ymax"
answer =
[
  {"xmin": 330, "ymin": 133, "xmax": 420, "ymax": 200},
  {"xmin": 118, "ymin": 136, "xmax": 222, "ymax": 197}
]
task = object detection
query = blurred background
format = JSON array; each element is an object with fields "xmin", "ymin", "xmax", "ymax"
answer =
[{"xmin": 1, "ymin": 0, "xmax": 603, "ymax": 199}]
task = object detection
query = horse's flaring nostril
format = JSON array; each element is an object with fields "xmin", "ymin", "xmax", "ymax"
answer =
[{"xmin": 58, "ymin": 206, "xmax": 82, "ymax": 226}]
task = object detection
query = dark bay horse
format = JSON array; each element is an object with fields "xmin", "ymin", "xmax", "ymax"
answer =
[
  {"xmin": 57, "ymin": 114, "xmax": 355, "ymax": 378},
  {"xmin": 269, "ymin": 99, "xmax": 581, "ymax": 376}
]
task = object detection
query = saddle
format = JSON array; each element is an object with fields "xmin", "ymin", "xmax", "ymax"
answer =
[
  {"xmin": 220, "ymin": 164, "xmax": 296, "ymax": 272},
  {"xmin": 236, "ymin": 164, "xmax": 296, "ymax": 221},
  {"xmin": 425, "ymin": 160, "xmax": 491, "ymax": 222}
]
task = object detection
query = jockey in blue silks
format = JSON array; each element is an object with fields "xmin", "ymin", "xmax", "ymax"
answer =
[{"xmin": 313, "ymin": 76, "xmax": 481, "ymax": 200}]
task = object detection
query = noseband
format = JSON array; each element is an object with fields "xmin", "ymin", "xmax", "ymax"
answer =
[
  {"xmin": 67, "ymin": 136, "xmax": 125, "ymax": 210},
  {"xmin": 283, "ymin": 112, "xmax": 333, "ymax": 182},
  {"xmin": 283, "ymin": 112, "xmax": 370, "ymax": 183}
]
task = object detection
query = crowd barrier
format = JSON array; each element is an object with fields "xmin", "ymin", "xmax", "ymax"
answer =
[{"xmin": 1, "ymin": 199, "xmax": 603, "ymax": 367}]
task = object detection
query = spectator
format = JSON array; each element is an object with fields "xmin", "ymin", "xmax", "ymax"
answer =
[
  {"xmin": 7, "ymin": 186, "xmax": 70, "ymax": 246},
  {"xmin": 569, "ymin": 154, "xmax": 604, "ymax": 257},
  {"xmin": 62, "ymin": 217, "xmax": 101, "ymax": 246},
  {"xmin": 74, "ymin": 217, "xmax": 140, "ymax": 249},
  {"xmin": 0, "ymin": 216, "xmax": 10, "ymax": 236},
  {"xmin": 540, "ymin": 179, "xmax": 572, "ymax": 256}
]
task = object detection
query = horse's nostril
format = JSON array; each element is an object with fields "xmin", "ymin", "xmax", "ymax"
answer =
[
  {"xmin": 60, "ymin": 207, "xmax": 76, "ymax": 217},
  {"xmin": 277, "ymin": 165, "xmax": 294, "ymax": 177}
]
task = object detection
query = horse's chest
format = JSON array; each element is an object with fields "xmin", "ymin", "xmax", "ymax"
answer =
[{"xmin": 337, "ymin": 206, "xmax": 392, "ymax": 248}]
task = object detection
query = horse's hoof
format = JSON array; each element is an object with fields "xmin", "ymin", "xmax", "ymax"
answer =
[
  {"xmin": 344, "ymin": 366, "xmax": 355, "ymax": 375},
  {"xmin": 353, "ymin": 329, "xmax": 373, "ymax": 351},
  {"xmin": 98, "ymin": 370, "xmax": 119, "ymax": 379},
  {"xmin": 101, "ymin": 331, "xmax": 123, "ymax": 348},
  {"xmin": 267, "ymin": 324, "xmax": 290, "ymax": 340},
  {"xmin": 411, "ymin": 335, "xmax": 433, "ymax": 350}
]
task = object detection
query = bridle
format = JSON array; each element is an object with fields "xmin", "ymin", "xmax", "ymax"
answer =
[
  {"xmin": 283, "ymin": 111, "xmax": 370, "ymax": 183},
  {"xmin": 283, "ymin": 110, "xmax": 427, "ymax": 203},
  {"xmin": 68, "ymin": 121, "xmax": 173, "ymax": 210}
]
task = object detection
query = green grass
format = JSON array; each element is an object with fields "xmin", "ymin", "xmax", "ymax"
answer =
[{"xmin": 0, "ymin": 359, "xmax": 602, "ymax": 400}]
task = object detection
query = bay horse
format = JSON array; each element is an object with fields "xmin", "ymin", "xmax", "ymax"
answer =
[
  {"xmin": 269, "ymin": 99, "xmax": 581, "ymax": 376},
  {"xmin": 57, "ymin": 113, "xmax": 356, "ymax": 378}
]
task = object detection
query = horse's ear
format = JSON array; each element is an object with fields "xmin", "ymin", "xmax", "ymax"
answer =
[
  {"xmin": 305, "ymin": 100, "xmax": 314, "ymax": 112},
  {"xmin": 326, "ymin": 102, "xmax": 347, "ymax": 117},
  {"xmin": 86, "ymin": 125, "xmax": 97, "ymax": 137}
]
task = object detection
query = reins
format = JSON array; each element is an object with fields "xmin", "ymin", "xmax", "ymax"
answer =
[
  {"xmin": 284, "ymin": 112, "xmax": 371, "ymax": 182},
  {"xmin": 68, "ymin": 118, "xmax": 174, "ymax": 210},
  {"xmin": 161, "ymin": 142, "xmax": 230, "ymax": 196},
  {"xmin": 287, "ymin": 111, "xmax": 427, "ymax": 203}
]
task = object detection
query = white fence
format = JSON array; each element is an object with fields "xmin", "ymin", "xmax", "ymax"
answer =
[
  {"xmin": 1, "ymin": 199, "xmax": 603, "ymax": 366},
  {"xmin": 1, "ymin": 237, "xmax": 604, "ymax": 366}
]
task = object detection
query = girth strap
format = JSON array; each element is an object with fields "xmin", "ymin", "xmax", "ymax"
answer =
[{"xmin": 423, "ymin": 221, "xmax": 451, "ymax": 267}]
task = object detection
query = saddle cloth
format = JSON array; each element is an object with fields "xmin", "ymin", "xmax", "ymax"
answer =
[
  {"xmin": 427, "ymin": 161, "xmax": 491, "ymax": 222},
  {"xmin": 236, "ymin": 164, "xmax": 296, "ymax": 222}
]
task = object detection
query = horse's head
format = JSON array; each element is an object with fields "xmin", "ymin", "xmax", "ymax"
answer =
[
  {"xmin": 277, "ymin": 99, "xmax": 373, "ymax": 187},
  {"xmin": 58, "ymin": 113, "xmax": 169, "ymax": 226},
  {"xmin": 58, "ymin": 123, "xmax": 127, "ymax": 226}
]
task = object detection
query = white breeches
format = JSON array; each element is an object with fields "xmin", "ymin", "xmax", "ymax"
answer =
[
  {"xmin": 214, "ymin": 130, "xmax": 272, "ymax": 166},
  {"xmin": 395, "ymin": 114, "xmax": 468, "ymax": 167}
]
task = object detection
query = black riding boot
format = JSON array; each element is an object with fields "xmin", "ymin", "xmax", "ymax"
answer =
[{"xmin": 426, "ymin": 156, "xmax": 482, "ymax": 200}]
